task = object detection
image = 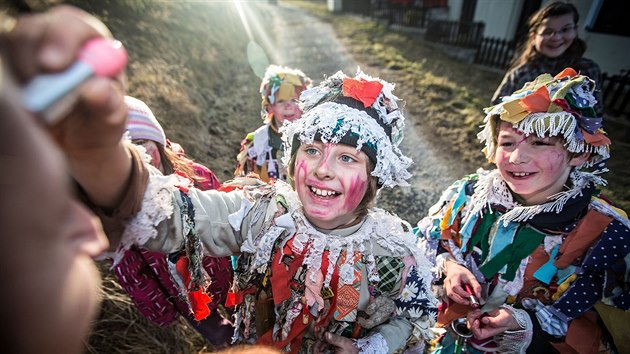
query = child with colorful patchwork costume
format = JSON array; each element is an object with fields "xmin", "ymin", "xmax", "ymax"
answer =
[
  {"xmin": 416, "ymin": 68, "xmax": 629, "ymax": 353},
  {"xmin": 235, "ymin": 65, "xmax": 311, "ymax": 182},
  {"xmin": 114, "ymin": 96, "xmax": 233, "ymax": 348},
  {"xmin": 60, "ymin": 70, "xmax": 439, "ymax": 353}
]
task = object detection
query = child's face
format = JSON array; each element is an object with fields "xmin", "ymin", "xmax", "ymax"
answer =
[
  {"xmin": 495, "ymin": 122, "xmax": 586, "ymax": 205},
  {"xmin": 268, "ymin": 98, "xmax": 301, "ymax": 124},
  {"xmin": 293, "ymin": 141, "xmax": 370, "ymax": 229},
  {"xmin": 1, "ymin": 80, "xmax": 108, "ymax": 353},
  {"xmin": 133, "ymin": 139, "xmax": 163, "ymax": 172},
  {"xmin": 532, "ymin": 13, "xmax": 576, "ymax": 59}
]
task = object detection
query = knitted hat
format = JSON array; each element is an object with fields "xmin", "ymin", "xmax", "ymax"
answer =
[
  {"xmin": 281, "ymin": 69, "xmax": 412, "ymax": 188},
  {"xmin": 125, "ymin": 96, "xmax": 167, "ymax": 146},
  {"xmin": 260, "ymin": 65, "xmax": 312, "ymax": 122},
  {"xmin": 479, "ymin": 68, "xmax": 610, "ymax": 169}
]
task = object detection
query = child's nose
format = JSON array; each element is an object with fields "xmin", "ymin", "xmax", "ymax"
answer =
[{"xmin": 509, "ymin": 145, "xmax": 530, "ymax": 164}]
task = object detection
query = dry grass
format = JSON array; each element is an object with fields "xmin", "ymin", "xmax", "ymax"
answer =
[{"xmin": 86, "ymin": 262, "xmax": 210, "ymax": 354}]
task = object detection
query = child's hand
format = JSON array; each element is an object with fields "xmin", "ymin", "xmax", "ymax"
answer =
[
  {"xmin": 443, "ymin": 260, "xmax": 482, "ymax": 306},
  {"xmin": 317, "ymin": 332, "xmax": 358, "ymax": 354},
  {"xmin": 466, "ymin": 309, "xmax": 522, "ymax": 340}
]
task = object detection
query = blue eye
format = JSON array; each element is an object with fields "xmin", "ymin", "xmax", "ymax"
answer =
[
  {"xmin": 305, "ymin": 147, "xmax": 318, "ymax": 155},
  {"xmin": 340, "ymin": 155, "xmax": 356, "ymax": 163}
]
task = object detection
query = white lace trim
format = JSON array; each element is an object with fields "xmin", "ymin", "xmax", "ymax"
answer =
[
  {"xmin": 113, "ymin": 172, "xmax": 191, "ymax": 265},
  {"xmin": 354, "ymin": 332, "xmax": 389, "ymax": 354},
  {"xmin": 465, "ymin": 169, "xmax": 606, "ymax": 227}
]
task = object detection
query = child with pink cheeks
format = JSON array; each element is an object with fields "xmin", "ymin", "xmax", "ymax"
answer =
[
  {"xmin": 416, "ymin": 68, "xmax": 630, "ymax": 353},
  {"xmin": 56, "ymin": 70, "xmax": 439, "ymax": 353},
  {"xmin": 235, "ymin": 65, "xmax": 311, "ymax": 182}
]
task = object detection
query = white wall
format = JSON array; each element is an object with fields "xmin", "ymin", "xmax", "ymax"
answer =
[
  {"xmin": 562, "ymin": 0, "xmax": 630, "ymax": 74},
  {"xmin": 473, "ymin": 0, "xmax": 523, "ymax": 39}
]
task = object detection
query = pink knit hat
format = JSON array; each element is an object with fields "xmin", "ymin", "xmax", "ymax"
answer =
[{"xmin": 125, "ymin": 96, "xmax": 167, "ymax": 146}]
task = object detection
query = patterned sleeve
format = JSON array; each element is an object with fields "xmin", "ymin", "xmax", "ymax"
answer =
[{"xmin": 361, "ymin": 263, "xmax": 438, "ymax": 353}]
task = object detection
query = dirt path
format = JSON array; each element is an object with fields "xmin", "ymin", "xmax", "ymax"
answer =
[{"xmin": 263, "ymin": 2, "xmax": 465, "ymax": 222}]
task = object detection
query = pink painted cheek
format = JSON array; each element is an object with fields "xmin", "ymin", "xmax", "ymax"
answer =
[
  {"xmin": 342, "ymin": 175, "xmax": 367, "ymax": 212},
  {"xmin": 539, "ymin": 151, "xmax": 567, "ymax": 173},
  {"xmin": 295, "ymin": 159, "xmax": 308, "ymax": 180}
]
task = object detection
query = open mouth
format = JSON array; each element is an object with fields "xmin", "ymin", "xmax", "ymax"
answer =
[
  {"xmin": 309, "ymin": 186, "xmax": 341, "ymax": 198},
  {"xmin": 510, "ymin": 171, "xmax": 534, "ymax": 178}
]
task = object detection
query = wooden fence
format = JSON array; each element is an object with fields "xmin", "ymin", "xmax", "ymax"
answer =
[
  {"xmin": 474, "ymin": 37, "xmax": 515, "ymax": 69},
  {"xmin": 425, "ymin": 20, "xmax": 485, "ymax": 48}
]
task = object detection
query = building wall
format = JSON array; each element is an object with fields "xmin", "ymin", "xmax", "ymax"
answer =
[
  {"xmin": 559, "ymin": 0, "xmax": 630, "ymax": 74},
  {"xmin": 473, "ymin": 0, "xmax": 524, "ymax": 39}
]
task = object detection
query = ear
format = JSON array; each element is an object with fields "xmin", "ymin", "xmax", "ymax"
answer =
[{"xmin": 569, "ymin": 152, "xmax": 590, "ymax": 167}]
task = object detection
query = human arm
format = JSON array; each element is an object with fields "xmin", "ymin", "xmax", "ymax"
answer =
[{"xmin": 0, "ymin": 5, "xmax": 132, "ymax": 209}]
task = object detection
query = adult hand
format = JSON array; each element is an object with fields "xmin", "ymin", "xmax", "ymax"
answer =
[
  {"xmin": 466, "ymin": 308, "xmax": 522, "ymax": 340},
  {"xmin": 2, "ymin": 5, "xmax": 130, "ymax": 208},
  {"xmin": 443, "ymin": 260, "xmax": 481, "ymax": 306},
  {"xmin": 1, "ymin": 5, "xmax": 112, "ymax": 82}
]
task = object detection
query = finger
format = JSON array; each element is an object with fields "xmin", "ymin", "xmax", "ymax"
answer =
[
  {"xmin": 38, "ymin": 6, "xmax": 112, "ymax": 71},
  {"xmin": 325, "ymin": 332, "xmax": 356, "ymax": 352}
]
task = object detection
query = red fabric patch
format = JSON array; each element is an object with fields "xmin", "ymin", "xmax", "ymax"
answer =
[{"xmin": 342, "ymin": 78, "xmax": 383, "ymax": 108}]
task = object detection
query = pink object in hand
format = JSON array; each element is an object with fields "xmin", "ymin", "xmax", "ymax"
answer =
[
  {"xmin": 79, "ymin": 38, "xmax": 127, "ymax": 77},
  {"xmin": 22, "ymin": 38, "xmax": 128, "ymax": 125}
]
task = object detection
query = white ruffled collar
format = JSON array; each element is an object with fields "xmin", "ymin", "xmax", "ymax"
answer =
[{"xmin": 467, "ymin": 169, "xmax": 606, "ymax": 226}]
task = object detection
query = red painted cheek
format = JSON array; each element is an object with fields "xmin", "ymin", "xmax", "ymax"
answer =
[{"xmin": 342, "ymin": 175, "xmax": 367, "ymax": 212}]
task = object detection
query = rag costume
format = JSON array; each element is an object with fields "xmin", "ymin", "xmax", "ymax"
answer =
[
  {"xmin": 418, "ymin": 69, "xmax": 629, "ymax": 353},
  {"xmin": 492, "ymin": 56, "xmax": 602, "ymax": 114},
  {"xmin": 107, "ymin": 71, "xmax": 439, "ymax": 353},
  {"xmin": 235, "ymin": 65, "xmax": 311, "ymax": 182}
]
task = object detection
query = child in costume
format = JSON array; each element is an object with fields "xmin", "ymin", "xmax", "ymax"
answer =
[
  {"xmin": 62, "ymin": 70, "xmax": 439, "ymax": 353},
  {"xmin": 492, "ymin": 2, "xmax": 602, "ymax": 113},
  {"xmin": 113, "ymin": 96, "xmax": 233, "ymax": 347},
  {"xmin": 235, "ymin": 65, "xmax": 311, "ymax": 182},
  {"xmin": 416, "ymin": 68, "xmax": 629, "ymax": 353}
]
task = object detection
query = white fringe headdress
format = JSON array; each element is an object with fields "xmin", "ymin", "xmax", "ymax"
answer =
[
  {"xmin": 280, "ymin": 69, "xmax": 412, "ymax": 188},
  {"xmin": 479, "ymin": 68, "xmax": 610, "ymax": 169}
]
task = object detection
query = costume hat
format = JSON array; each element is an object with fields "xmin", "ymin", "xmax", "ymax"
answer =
[
  {"xmin": 260, "ymin": 65, "xmax": 312, "ymax": 122},
  {"xmin": 480, "ymin": 68, "xmax": 610, "ymax": 169},
  {"xmin": 281, "ymin": 69, "xmax": 411, "ymax": 188}
]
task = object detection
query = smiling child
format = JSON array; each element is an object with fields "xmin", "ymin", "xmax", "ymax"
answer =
[{"xmin": 417, "ymin": 68, "xmax": 629, "ymax": 353}]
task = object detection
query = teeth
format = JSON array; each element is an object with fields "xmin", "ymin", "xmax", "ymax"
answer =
[
  {"xmin": 513, "ymin": 172, "xmax": 531, "ymax": 177},
  {"xmin": 310, "ymin": 186, "xmax": 338, "ymax": 197}
]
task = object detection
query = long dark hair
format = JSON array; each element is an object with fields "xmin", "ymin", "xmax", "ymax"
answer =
[{"xmin": 509, "ymin": 1, "xmax": 586, "ymax": 71}]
